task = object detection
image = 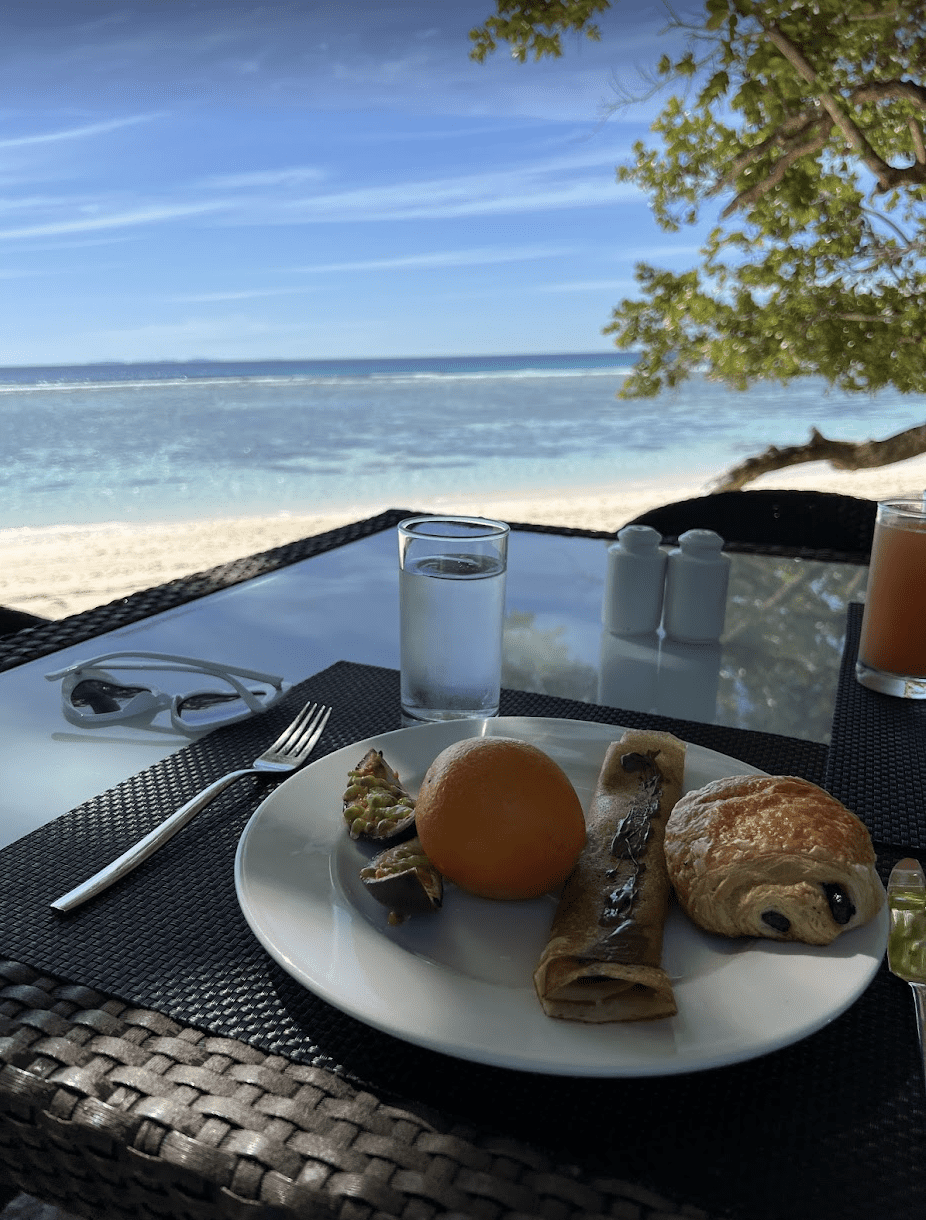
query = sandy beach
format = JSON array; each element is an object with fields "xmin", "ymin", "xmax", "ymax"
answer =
[{"xmin": 3, "ymin": 455, "xmax": 926, "ymax": 621}]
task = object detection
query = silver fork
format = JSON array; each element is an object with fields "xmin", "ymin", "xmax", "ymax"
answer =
[{"xmin": 51, "ymin": 700, "xmax": 331, "ymax": 912}]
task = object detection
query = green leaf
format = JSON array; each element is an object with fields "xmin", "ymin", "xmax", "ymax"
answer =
[{"xmin": 469, "ymin": 0, "xmax": 926, "ymax": 397}]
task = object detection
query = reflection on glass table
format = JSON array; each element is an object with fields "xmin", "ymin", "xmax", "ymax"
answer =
[{"xmin": 503, "ymin": 545, "xmax": 868, "ymax": 745}]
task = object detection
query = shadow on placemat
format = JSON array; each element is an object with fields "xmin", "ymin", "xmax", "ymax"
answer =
[{"xmin": 0, "ymin": 659, "xmax": 917, "ymax": 1220}]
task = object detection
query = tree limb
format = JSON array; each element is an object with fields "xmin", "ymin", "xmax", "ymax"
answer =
[
  {"xmin": 852, "ymin": 80, "xmax": 926, "ymax": 111},
  {"xmin": 720, "ymin": 128, "xmax": 831, "ymax": 217},
  {"xmin": 717, "ymin": 79, "xmax": 926, "ymax": 211},
  {"xmin": 713, "ymin": 422, "xmax": 926, "ymax": 491},
  {"xmin": 909, "ymin": 116, "xmax": 926, "ymax": 164},
  {"xmin": 763, "ymin": 21, "xmax": 926, "ymax": 190}
]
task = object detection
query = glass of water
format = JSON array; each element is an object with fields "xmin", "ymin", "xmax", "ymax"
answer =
[{"xmin": 398, "ymin": 515, "xmax": 509, "ymax": 724}]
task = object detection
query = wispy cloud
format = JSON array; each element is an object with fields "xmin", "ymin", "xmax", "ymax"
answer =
[
  {"xmin": 238, "ymin": 149, "xmax": 638, "ymax": 224},
  {"xmin": 542, "ymin": 279, "xmax": 635, "ymax": 293},
  {"xmin": 167, "ymin": 285, "xmax": 313, "ymax": 303},
  {"xmin": 0, "ymin": 114, "xmax": 163, "ymax": 149},
  {"xmin": 166, "ymin": 245, "xmax": 576, "ymax": 300},
  {"xmin": 293, "ymin": 245, "xmax": 576, "ymax": 272},
  {"xmin": 272, "ymin": 176, "xmax": 635, "ymax": 222},
  {"xmin": 0, "ymin": 200, "xmax": 229, "ymax": 240},
  {"xmin": 0, "ymin": 144, "xmax": 636, "ymax": 246},
  {"xmin": 200, "ymin": 166, "xmax": 327, "ymax": 190}
]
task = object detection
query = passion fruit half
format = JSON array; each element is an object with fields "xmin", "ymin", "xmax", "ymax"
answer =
[
  {"xmin": 360, "ymin": 837, "xmax": 443, "ymax": 925},
  {"xmin": 342, "ymin": 748, "xmax": 417, "ymax": 843}
]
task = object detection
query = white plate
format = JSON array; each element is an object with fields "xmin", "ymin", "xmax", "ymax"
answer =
[{"xmin": 234, "ymin": 716, "xmax": 887, "ymax": 1077}]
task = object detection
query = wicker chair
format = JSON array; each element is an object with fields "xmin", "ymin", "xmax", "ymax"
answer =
[
  {"xmin": 625, "ymin": 489, "xmax": 877, "ymax": 563},
  {"xmin": 0, "ymin": 607, "xmax": 48, "ymax": 638}
]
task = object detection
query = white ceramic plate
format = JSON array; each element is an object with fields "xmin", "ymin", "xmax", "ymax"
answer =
[{"xmin": 234, "ymin": 716, "xmax": 887, "ymax": 1077}]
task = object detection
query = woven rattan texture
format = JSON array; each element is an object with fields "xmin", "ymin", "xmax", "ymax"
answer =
[
  {"xmin": 0, "ymin": 660, "xmax": 916, "ymax": 1219},
  {"xmin": 627, "ymin": 490, "xmax": 875, "ymax": 565},
  {"xmin": 826, "ymin": 603, "xmax": 926, "ymax": 847},
  {"xmin": 0, "ymin": 962, "xmax": 722, "ymax": 1220}
]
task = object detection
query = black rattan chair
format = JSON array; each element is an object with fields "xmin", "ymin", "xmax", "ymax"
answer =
[
  {"xmin": 0, "ymin": 606, "xmax": 48, "ymax": 637},
  {"xmin": 625, "ymin": 489, "xmax": 877, "ymax": 563}
]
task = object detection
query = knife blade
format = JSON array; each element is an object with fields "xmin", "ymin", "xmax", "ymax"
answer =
[{"xmin": 887, "ymin": 857, "xmax": 926, "ymax": 1092}]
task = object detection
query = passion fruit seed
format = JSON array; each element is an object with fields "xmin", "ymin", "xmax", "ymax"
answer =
[{"xmin": 360, "ymin": 849, "xmax": 432, "ymax": 880}]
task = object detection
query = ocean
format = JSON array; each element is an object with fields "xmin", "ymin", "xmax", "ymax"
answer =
[{"xmin": 1, "ymin": 353, "xmax": 922, "ymax": 529}]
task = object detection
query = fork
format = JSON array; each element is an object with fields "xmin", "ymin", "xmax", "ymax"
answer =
[{"xmin": 51, "ymin": 700, "xmax": 331, "ymax": 912}]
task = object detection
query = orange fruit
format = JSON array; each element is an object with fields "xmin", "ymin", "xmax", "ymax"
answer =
[{"xmin": 414, "ymin": 736, "xmax": 586, "ymax": 901}]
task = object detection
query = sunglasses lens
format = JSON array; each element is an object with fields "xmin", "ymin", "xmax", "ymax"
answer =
[
  {"xmin": 70, "ymin": 679, "xmax": 152, "ymax": 715},
  {"xmin": 175, "ymin": 686, "xmax": 269, "ymax": 729}
]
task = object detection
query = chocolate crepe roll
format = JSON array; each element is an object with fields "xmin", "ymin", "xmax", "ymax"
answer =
[{"xmin": 533, "ymin": 729, "xmax": 685, "ymax": 1022}]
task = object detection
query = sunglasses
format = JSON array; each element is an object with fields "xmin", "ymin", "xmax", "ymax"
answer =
[{"xmin": 45, "ymin": 651, "xmax": 290, "ymax": 735}]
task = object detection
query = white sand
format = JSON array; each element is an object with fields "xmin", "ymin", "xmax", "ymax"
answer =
[{"xmin": 4, "ymin": 454, "xmax": 926, "ymax": 620}]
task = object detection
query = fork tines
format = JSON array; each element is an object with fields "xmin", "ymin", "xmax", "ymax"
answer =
[{"xmin": 272, "ymin": 701, "xmax": 331, "ymax": 759}]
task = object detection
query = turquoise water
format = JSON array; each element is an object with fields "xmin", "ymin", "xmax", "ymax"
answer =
[{"xmin": 1, "ymin": 353, "xmax": 922, "ymax": 528}]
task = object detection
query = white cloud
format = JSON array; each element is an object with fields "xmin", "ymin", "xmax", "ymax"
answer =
[
  {"xmin": 292, "ymin": 245, "xmax": 576, "ymax": 273},
  {"xmin": 0, "ymin": 114, "xmax": 163, "ymax": 149},
  {"xmin": 0, "ymin": 200, "xmax": 229, "ymax": 240},
  {"xmin": 167, "ymin": 245, "xmax": 577, "ymax": 299},
  {"xmin": 543, "ymin": 279, "xmax": 635, "ymax": 293},
  {"xmin": 243, "ymin": 148, "xmax": 639, "ymax": 223},
  {"xmin": 0, "ymin": 144, "xmax": 638, "ymax": 246},
  {"xmin": 168, "ymin": 286, "xmax": 313, "ymax": 303},
  {"xmin": 200, "ymin": 167, "xmax": 328, "ymax": 190}
]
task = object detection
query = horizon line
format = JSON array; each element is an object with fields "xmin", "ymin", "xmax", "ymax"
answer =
[{"xmin": 0, "ymin": 350, "xmax": 636, "ymax": 373}]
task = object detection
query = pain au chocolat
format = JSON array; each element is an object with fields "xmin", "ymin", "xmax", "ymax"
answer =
[{"xmin": 664, "ymin": 774, "xmax": 883, "ymax": 946}]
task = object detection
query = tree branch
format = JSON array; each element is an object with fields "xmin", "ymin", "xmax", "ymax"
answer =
[
  {"xmin": 763, "ymin": 22, "xmax": 926, "ymax": 190},
  {"xmin": 713, "ymin": 422, "xmax": 926, "ymax": 491},
  {"xmin": 718, "ymin": 78, "xmax": 926, "ymax": 211},
  {"xmin": 720, "ymin": 128, "xmax": 830, "ymax": 217},
  {"xmin": 853, "ymin": 80, "xmax": 926, "ymax": 110},
  {"xmin": 909, "ymin": 116, "xmax": 926, "ymax": 164}
]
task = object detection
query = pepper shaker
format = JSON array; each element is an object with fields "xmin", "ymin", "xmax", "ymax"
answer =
[
  {"xmin": 602, "ymin": 525, "xmax": 666, "ymax": 636},
  {"xmin": 663, "ymin": 529, "xmax": 730, "ymax": 643}
]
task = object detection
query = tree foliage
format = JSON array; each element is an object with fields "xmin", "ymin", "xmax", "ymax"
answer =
[
  {"xmin": 469, "ymin": 1, "xmax": 609, "ymax": 62},
  {"xmin": 470, "ymin": 1, "xmax": 926, "ymax": 405}
]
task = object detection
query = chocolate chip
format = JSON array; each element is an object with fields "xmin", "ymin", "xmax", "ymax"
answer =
[
  {"xmin": 761, "ymin": 910, "xmax": 791, "ymax": 934},
  {"xmin": 620, "ymin": 752, "xmax": 651, "ymax": 772},
  {"xmin": 822, "ymin": 883, "xmax": 855, "ymax": 925}
]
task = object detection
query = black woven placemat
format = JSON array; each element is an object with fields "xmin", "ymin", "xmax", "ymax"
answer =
[
  {"xmin": 826, "ymin": 602, "xmax": 926, "ymax": 847},
  {"xmin": 0, "ymin": 660, "xmax": 917, "ymax": 1220}
]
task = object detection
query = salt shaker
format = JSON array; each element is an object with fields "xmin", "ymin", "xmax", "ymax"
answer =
[
  {"xmin": 663, "ymin": 529, "xmax": 730, "ymax": 643},
  {"xmin": 602, "ymin": 525, "xmax": 666, "ymax": 635}
]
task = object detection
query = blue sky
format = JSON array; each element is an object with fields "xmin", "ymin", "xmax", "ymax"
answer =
[{"xmin": 0, "ymin": 0, "xmax": 701, "ymax": 365}]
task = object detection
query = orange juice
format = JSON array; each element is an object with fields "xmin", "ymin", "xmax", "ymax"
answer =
[{"xmin": 858, "ymin": 500, "xmax": 926, "ymax": 683}]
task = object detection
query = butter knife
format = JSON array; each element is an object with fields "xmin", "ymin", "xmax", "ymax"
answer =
[{"xmin": 887, "ymin": 857, "xmax": 926, "ymax": 1090}]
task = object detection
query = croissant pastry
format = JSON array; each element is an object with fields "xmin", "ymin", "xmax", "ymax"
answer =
[{"xmin": 664, "ymin": 774, "xmax": 883, "ymax": 946}]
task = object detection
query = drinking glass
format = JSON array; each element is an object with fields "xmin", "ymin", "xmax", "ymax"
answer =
[
  {"xmin": 856, "ymin": 497, "xmax": 926, "ymax": 698},
  {"xmin": 398, "ymin": 515, "xmax": 509, "ymax": 723}
]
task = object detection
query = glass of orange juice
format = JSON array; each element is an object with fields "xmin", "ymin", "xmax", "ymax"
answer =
[{"xmin": 856, "ymin": 498, "xmax": 926, "ymax": 697}]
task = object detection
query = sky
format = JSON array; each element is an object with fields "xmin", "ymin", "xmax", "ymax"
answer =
[{"xmin": 0, "ymin": 0, "xmax": 703, "ymax": 366}]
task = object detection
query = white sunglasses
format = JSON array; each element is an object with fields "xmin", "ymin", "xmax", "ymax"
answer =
[{"xmin": 45, "ymin": 651, "xmax": 291, "ymax": 735}]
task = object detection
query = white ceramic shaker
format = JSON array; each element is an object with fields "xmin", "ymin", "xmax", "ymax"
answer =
[
  {"xmin": 602, "ymin": 525, "xmax": 667, "ymax": 636},
  {"xmin": 662, "ymin": 528, "xmax": 731, "ymax": 643}
]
